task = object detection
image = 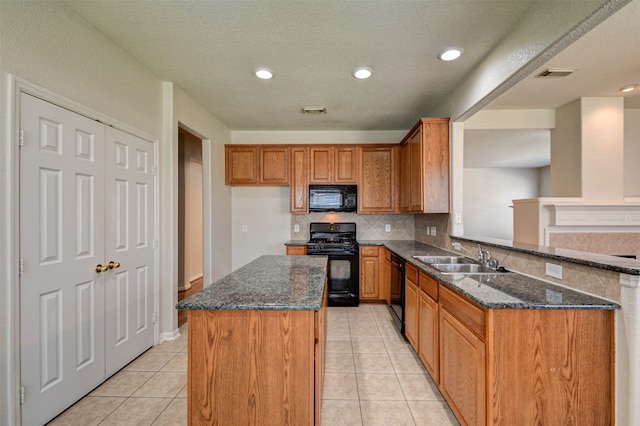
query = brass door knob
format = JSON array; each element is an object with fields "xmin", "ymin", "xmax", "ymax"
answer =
[
  {"xmin": 108, "ymin": 261, "xmax": 121, "ymax": 269},
  {"xmin": 95, "ymin": 264, "xmax": 109, "ymax": 273}
]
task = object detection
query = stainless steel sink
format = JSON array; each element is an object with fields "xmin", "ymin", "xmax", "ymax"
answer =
[
  {"xmin": 431, "ymin": 263, "xmax": 500, "ymax": 274},
  {"xmin": 413, "ymin": 255, "xmax": 474, "ymax": 264}
]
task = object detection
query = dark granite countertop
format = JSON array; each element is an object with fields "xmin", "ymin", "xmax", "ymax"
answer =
[
  {"xmin": 360, "ymin": 240, "xmax": 619, "ymax": 310},
  {"xmin": 284, "ymin": 240, "xmax": 308, "ymax": 246},
  {"xmin": 452, "ymin": 235, "xmax": 640, "ymax": 276},
  {"xmin": 175, "ymin": 255, "xmax": 328, "ymax": 311}
]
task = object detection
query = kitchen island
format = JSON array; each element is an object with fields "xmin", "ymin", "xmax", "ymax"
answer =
[{"xmin": 176, "ymin": 255, "xmax": 328, "ymax": 425}]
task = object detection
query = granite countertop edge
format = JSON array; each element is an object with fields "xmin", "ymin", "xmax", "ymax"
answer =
[
  {"xmin": 175, "ymin": 255, "xmax": 328, "ymax": 311},
  {"xmin": 451, "ymin": 235, "xmax": 640, "ymax": 276},
  {"xmin": 360, "ymin": 240, "xmax": 620, "ymax": 310}
]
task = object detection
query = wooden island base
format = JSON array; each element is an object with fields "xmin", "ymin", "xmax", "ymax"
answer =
[{"xmin": 187, "ymin": 307, "xmax": 326, "ymax": 425}]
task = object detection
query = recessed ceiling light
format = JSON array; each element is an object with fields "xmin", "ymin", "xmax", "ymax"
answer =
[
  {"xmin": 352, "ymin": 67, "xmax": 373, "ymax": 79},
  {"xmin": 254, "ymin": 67, "xmax": 274, "ymax": 80},
  {"xmin": 620, "ymin": 84, "xmax": 639, "ymax": 93},
  {"xmin": 437, "ymin": 48, "xmax": 463, "ymax": 61}
]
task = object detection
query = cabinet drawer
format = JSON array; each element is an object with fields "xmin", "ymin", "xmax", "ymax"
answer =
[
  {"xmin": 440, "ymin": 286, "xmax": 485, "ymax": 339},
  {"xmin": 360, "ymin": 246, "xmax": 380, "ymax": 257},
  {"xmin": 405, "ymin": 263, "xmax": 419, "ymax": 284},
  {"xmin": 419, "ymin": 271, "xmax": 438, "ymax": 301}
]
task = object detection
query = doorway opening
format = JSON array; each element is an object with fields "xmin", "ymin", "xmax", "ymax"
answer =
[{"xmin": 177, "ymin": 127, "xmax": 204, "ymax": 327}]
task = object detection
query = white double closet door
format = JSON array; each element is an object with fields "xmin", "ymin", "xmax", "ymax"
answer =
[{"xmin": 19, "ymin": 93, "xmax": 156, "ymax": 426}]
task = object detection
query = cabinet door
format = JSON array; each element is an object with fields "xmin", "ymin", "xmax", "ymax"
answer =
[
  {"xmin": 382, "ymin": 248, "xmax": 391, "ymax": 304},
  {"xmin": 290, "ymin": 147, "xmax": 308, "ymax": 213},
  {"xmin": 309, "ymin": 146, "xmax": 333, "ymax": 183},
  {"xmin": 259, "ymin": 146, "xmax": 289, "ymax": 185},
  {"xmin": 334, "ymin": 146, "xmax": 357, "ymax": 183},
  {"xmin": 423, "ymin": 121, "xmax": 450, "ymax": 213},
  {"xmin": 408, "ymin": 127, "xmax": 423, "ymax": 212},
  {"xmin": 440, "ymin": 308, "xmax": 485, "ymax": 426},
  {"xmin": 400, "ymin": 142, "xmax": 410, "ymax": 212},
  {"xmin": 418, "ymin": 290, "xmax": 439, "ymax": 383},
  {"xmin": 225, "ymin": 145, "xmax": 259, "ymax": 185},
  {"xmin": 404, "ymin": 264, "xmax": 419, "ymax": 349},
  {"xmin": 359, "ymin": 146, "xmax": 396, "ymax": 213},
  {"xmin": 286, "ymin": 246, "xmax": 307, "ymax": 256},
  {"xmin": 360, "ymin": 247, "xmax": 380, "ymax": 300}
]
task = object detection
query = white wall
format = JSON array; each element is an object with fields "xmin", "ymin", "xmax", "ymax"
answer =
[
  {"xmin": 463, "ymin": 168, "xmax": 540, "ymax": 240},
  {"xmin": 625, "ymin": 108, "xmax": 640, "ymax": 198},
  {"xmin": 0, "ymin": 4, "xmax": 232, "ymax": 423},
  {"xmin": 232, "ymin": 187, "xmax": 291, "ymax": 270}
]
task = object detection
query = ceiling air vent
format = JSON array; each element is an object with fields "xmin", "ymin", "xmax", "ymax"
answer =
[
  {"xmin": 536, "ymin": 68, "xmax": 575, "ymax": 77},
  {"xmin": 301, "ymin": 107, "xmax": 327, "ymax": 114}
]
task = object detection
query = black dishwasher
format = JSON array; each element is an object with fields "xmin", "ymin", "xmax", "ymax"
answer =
[{"xmin": 389, "ymin": 253, "xmax": 405, "ymax": 335}]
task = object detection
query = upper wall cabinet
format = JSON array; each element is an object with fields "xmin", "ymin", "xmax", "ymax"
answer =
[
  {"xmin": 225, "ymin": 145, "xmax": 289, "ymax": 186},
  {"xmin": 308, "ymin": 146, "xmax": 358, "ymax": 184},
  {"xmin": 359, "ymin": 146, "xmax": 398, "ymax": 213},
  {"xmin": 290, "ymin": 146, "xmax": 308, "ymax": 213},
  {"xmin": 399, "ymin": 118, "xmax": 450, "ymax": 213}
]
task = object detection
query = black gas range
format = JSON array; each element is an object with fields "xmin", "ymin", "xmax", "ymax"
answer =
[{"xmin": 306, "ymin": 223, "xmax": 359, "ymax": 306}]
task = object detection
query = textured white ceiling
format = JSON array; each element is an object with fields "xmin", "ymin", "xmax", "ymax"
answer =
[
  {"xmin": 62, "ymin": 0, "xmax": 538, "ymax": 130},
  {"xmin": 60, "ymin": 0, "xmax": 638, "ymax": 168}
]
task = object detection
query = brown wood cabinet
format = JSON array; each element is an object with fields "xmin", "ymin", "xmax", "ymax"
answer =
[
  {"xmin": 360, "ymin": 246, "xmax": 382, "ymax": 301},
  {"xmin": 309, "ymin": 145, "xmax": 358, "ymax": 184},
  {"xmin": 418, "ymin": 271, "xmax": 439, "ymax": 383},
  {"xmin": 259, "ymin": 146, "xmax": 289, "ymax": 185},
  {"xmin": 404, "ymin": 263, "xmax": 419, "ymax": 349},
  {"xmin": 225, "ymin": 145, "xmax": 259, "ymax": 185},
  {"xmin": 334, "ymin": 146, "xmax": 358, "ymax": 183},
  {"xmin": 290, "ymin": 146, "xmax": 308, "ymax": 213},
  {"xmin": 187, "ymin": 298, "xmax": 327, "ymax": 425},
  {"xmin": 359, "ymin": 146, "xmax": 398, "ymax": 213},
  {"xmin": 399, "ymin": 118, "xmax": 450, "ymax": 213},
  {"xmin": 407, "ymin": 273, "xmax": 614, "ymax": 426},
  {"xmin": 439, "ymin": 286, "xmax": 486, "ymax": 426},
  {"xmin": 286, "ymin": 246, "xmax": 307, "ymax": 255},
  {"xmin": 382, "ymin": 247, "xmax": 391, "ymax": 304},
  {"xmin": 308, "ymin": 146, "xmax": 333, "ymax": 183},
  {"xmin": 225, "ymin": 145, "xmax": 289, "ymax": 186}
]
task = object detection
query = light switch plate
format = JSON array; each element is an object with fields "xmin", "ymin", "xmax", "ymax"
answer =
[
  {"xmin": 294, "ymin": 224, "xmax": 300, "ymax": 233},
  {"xmin": 385, "ymin": 224, "xmax": 391, "ymax": 232},
  {"xmin": 430, "ymin": 226, "xmax": 436, "ymax": 236},
  {"xmin": 242, "ymin": 225, "xmax": 248, "ymax": 233}
]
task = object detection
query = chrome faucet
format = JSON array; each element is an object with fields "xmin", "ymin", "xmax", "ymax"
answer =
[{"xmin": 477, "ymin": 244, "xmax": 495, "ymax": 268}]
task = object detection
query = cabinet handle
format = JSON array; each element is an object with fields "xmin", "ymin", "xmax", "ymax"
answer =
[{"xmin": 95, "ymin": 264, "xmax": 109, "ymax": 273}]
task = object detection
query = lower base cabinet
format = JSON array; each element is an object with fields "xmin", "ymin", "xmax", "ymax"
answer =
[
  {"xmin": 406, "ymin": 268, "xmax": 614, "ymax": 425},
  {"xmin": 186, "ymin": 291, "xmax": 327, "ymax": 425}
]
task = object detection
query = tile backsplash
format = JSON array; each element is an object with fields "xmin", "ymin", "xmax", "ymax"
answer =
[{"xmin": 291, "ymin": 213, "xmax": 415, "ymax": 241}]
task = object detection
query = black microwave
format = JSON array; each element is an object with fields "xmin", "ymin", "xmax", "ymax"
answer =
[{"xmin": 309, "ymin": 185, "xmax": 357, "ymax": 212}]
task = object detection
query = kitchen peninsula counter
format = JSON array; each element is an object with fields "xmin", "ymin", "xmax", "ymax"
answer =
[
  {"xmin": 176, "ymin": 255, "xmax": 328, "ymax": 425},
  {"xmin": 359, "ymin": 240, "xmax": 619, "ymax": 310}
]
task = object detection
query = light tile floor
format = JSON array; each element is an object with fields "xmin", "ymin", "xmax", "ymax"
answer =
[
  {"xmin": 49, "ymin": 304, "xmax": 459, "ymax": 425},
  {"xmin": 321, "ymin": 304, "xmax": 459, "ymax": 425}
]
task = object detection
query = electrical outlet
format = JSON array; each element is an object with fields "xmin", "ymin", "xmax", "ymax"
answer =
[
  {"xmin": 294, "ymin": 224, "xmax": 300, "ymax": 233},
  {"xmin": 455, "ymin": 213, "xmax": 462, "ymax": 224},
  {"xmin": 545, "ymin": 262, "xmax": 562, "ymax": 279},
  {"xmin": 430, "ymin": 226, "xmax": 436, "ymax": 236},
  {"xmin": 242, "ymin": 225, "xmax": 248, "ymax": 233},
  {"xmin": 452, "ymin": 242, "xmax": 462, "ymax": 250},
  {"xmin": 385, "ymin": 224, "xmax": 391, "ymax": 232},
  {"xmin": 425, "ymin": 227, "xmax": 430, "ymax": 236},
  {"xmin": 545, "ymin": 288, "xmax": 563, "ymax": 303}
]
